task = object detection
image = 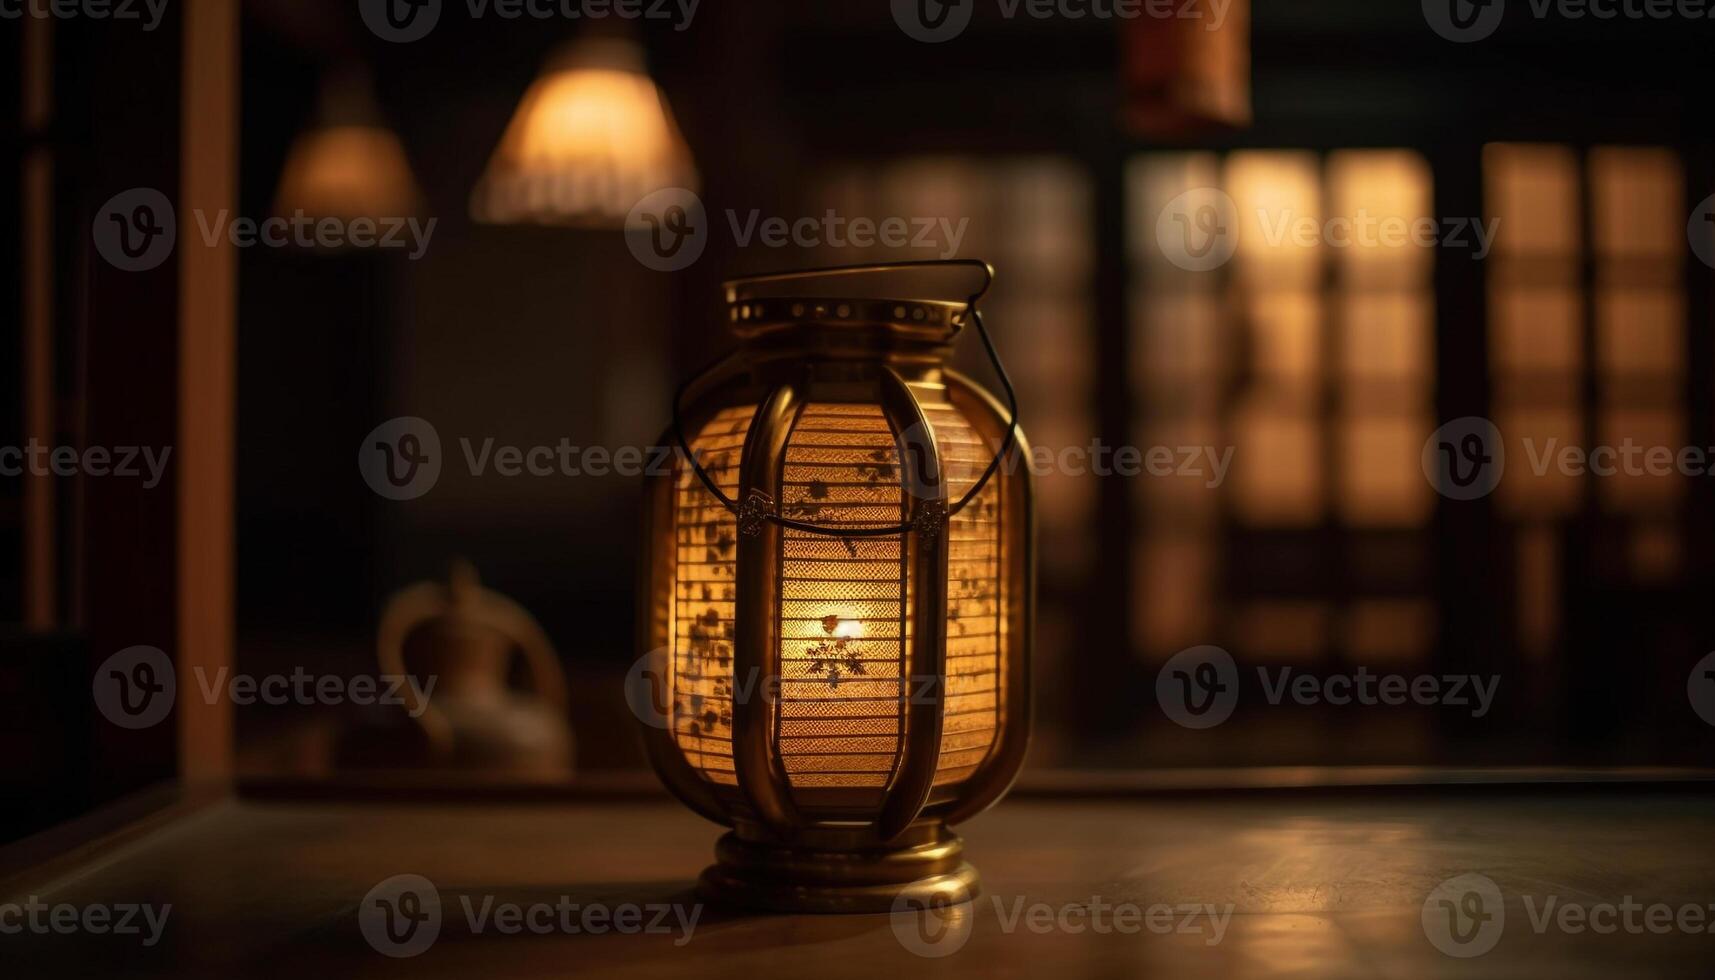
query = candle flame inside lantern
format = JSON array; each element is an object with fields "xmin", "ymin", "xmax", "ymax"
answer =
[{"xmin": 826, "ymin": 615, "xmax": 865, "ymax": 640}]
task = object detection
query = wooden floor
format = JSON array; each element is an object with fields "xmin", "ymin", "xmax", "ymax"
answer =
[{"xmin": 4, "ymin": 791, "xmax": 1713, "ymax": 978}]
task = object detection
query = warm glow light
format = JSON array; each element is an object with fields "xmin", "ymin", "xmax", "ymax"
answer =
[
  {"xmin": 1328, "ymin": 150, "xmax": 1433, "ymax": 275},
  {"xmin": 471, "ymin": 36, "xmax": 697, "ymax": 227},
  {"xmin": 1227, "ymin": 151, "xmax": 1321, "ymax": 283},
  {"xmin": 639, "ymin": 264, "xmax": 1030, "ymax": 912},
  {"xmin": 273, "ymin": 125, "xmax": 421, "ymax": 223}
]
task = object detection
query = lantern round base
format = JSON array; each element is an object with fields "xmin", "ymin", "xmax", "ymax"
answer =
[{"xmin": 697, "ymin": 822, "xmax": 979, "ymax": 914}]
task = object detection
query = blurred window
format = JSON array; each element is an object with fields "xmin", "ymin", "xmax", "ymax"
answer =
[{"xmin": 1128, "ymin": 149, "xmax": 1437, "ymax": 667}]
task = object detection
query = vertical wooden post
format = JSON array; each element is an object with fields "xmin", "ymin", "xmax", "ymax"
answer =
[
  {"xmin": 21, "ymin": 16, "xmax": 55, "ymax": 631},
  {"xmin": 178, "ymin": 0, "xmax": 238, "ymax": 783}
]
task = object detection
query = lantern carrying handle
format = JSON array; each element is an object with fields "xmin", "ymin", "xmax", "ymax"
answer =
[{"xmin": 671, "ymin": 259, "xmax": 1020, "ymax": 538}]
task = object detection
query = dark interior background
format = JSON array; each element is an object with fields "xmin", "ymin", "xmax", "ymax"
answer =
[{"xmin": 6, "ymin": 0, "xmax": 1715, "ymax": 834}]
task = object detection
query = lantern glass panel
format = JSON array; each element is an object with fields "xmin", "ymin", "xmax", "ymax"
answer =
[{"xmin": 672, "ymin": 405, "xmax": 754, "ymax": 785}]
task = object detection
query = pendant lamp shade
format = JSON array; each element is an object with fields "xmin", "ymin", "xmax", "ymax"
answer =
[
  {"xmin": 273, "ymin": 70, "xmax": 422, "ymax": 223},
  {"xmin": 470, "ymin": 36, "xmax": 699, "ymax": 227}
]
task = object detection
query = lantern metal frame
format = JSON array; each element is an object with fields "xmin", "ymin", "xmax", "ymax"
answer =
[{"xmin": 638, "ymin": 261, "xmax": 1033, "ymax": 913}]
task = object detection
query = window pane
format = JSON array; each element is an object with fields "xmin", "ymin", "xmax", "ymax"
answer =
[
  {"xmin": 1590, "ymin": 146, "xmax": 1681, "ymax": 259},
  {"xmin": 1228, "ymin": 150, "xmax": 1322, "ymax": 286},
  {"xmin": 1339, "ymin": 415, "xmax": 1433, "ymax": 527},
  {"xmin": 1232, "ymin": 398, "xmax": 1322, "ymax": 525},
  {"xmin": 1485, "ymin": 143, "xmax": 1580, "ymax": 257},
  {"xmin": 1328, "ymin": 149, "xmax": 1434, "ymax": 286}
]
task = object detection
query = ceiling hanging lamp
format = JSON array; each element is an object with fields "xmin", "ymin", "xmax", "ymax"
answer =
[
  {"xmin": 273, "ymin": 68, "xmax": 423, "ymax": 223},
  {"xmin": 470, "ymin": 32, "xmax": 698, "ymax": 228}
]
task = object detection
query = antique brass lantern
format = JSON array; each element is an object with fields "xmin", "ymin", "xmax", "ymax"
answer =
[{"xmin": 637, "ymin": 261, "xmax": 1032, "ymax": 912}]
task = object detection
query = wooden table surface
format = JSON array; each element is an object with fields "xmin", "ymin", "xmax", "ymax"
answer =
[{"xmin": 4, "ymin": 791, "xmax": 1713, "ymax": 978}]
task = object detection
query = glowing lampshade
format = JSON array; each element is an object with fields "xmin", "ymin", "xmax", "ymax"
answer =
[
  {"xmin": 637, "ymin": 262, "xmax": 1033, "ymax": 913},
  {"xmin": 471, "ymin": 36, "xmax": 698, "ymax": 227},
  {"xmin": 273, "ymin": 72, "xmax": 422, "ymax": 223}
]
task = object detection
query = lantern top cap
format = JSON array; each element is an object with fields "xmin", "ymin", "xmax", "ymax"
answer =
[
  {"xmin": 725, "ymin": 295, "xmax": 971, "ymax": 342},
  {"xmin": 724, "ymin": 260, "xmax": 993, "ymax": 305},
  {"xmin": 723, "ymin": 260, "xmax": 993, "ymax": 343}
]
